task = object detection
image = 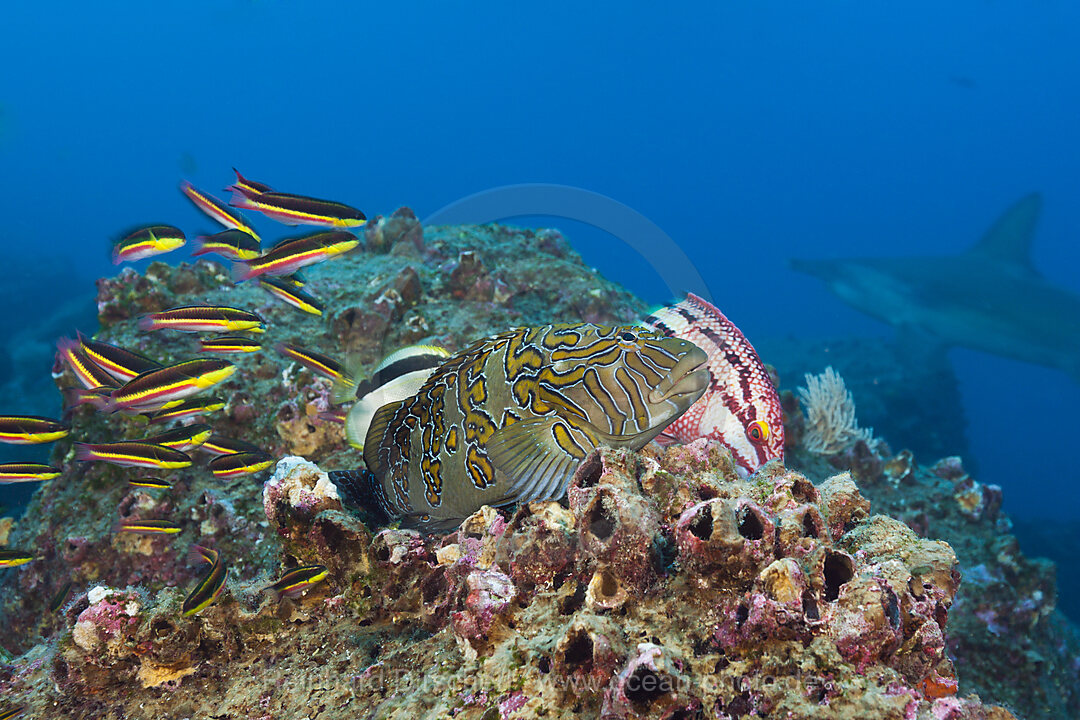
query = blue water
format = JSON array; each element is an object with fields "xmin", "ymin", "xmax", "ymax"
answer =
[{"xmin": 1, "ymin": 0, "xmax": 1078, "ymax": 527}]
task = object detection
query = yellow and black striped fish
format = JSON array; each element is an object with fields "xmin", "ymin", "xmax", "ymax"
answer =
[
  {"xmin": 183, "ymin": 544, "xmax": 228, "ymax": 616},
  {"xmin": 331, "ymin": 324, "xmax": 708, "ymax": 530},
  {"xmin": 78, "ymin": 331, "xmax": 161, "ymax": 382},
  {"xmin": 0, "ymin": 416, "xmax": 69, "ymax": 445}
]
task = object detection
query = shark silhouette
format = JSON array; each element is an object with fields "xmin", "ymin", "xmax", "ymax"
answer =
[{"xmin": 791, "ymin": 193, "xmax": 1080, "ymax": 383}]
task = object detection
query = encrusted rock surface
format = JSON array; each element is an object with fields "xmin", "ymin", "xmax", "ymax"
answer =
[
  {"xmin": 0, "ymin": 212, "xmax": 1074, "ymax": 718},
  {"xmin": 2, "ymin": 446, "xmax": 1018, "ymax": 719}
]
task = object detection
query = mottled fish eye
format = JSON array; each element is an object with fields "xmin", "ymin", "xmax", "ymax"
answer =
[
  {"xmin": 747, "ymin": 420, "xmax": 770, "ymax": 444},
  {"xmin": 619, "ymin": 331, "xmax": 637, "ymax": 342}
]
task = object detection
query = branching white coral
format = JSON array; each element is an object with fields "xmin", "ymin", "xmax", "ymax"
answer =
[{"xmin": 797, "ymin": 367, "xmax": 876, "ymax": 454}]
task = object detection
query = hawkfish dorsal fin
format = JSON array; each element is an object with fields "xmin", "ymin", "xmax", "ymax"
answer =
[{"xmin": 487, "ymin": 417, "xmax": 596, "ymax": 505}]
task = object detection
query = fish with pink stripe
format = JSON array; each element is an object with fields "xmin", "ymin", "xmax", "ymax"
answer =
[{"xmin": 641, "ymin": 293, "xmax": 784, "ymax": 475}]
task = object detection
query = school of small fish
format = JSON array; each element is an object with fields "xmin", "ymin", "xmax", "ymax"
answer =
[
  {"xmin": 2, "ymin": 168, "xmax": 365, "ymax": 617},
  {"xmin": 1, "ymin": 167, "xmax": 783, "ymax": 629}
]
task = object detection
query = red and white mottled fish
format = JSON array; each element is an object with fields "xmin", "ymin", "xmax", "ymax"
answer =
[{"xmin": 641, "ymin": 293, "xmax": 784, "ymax": 475}]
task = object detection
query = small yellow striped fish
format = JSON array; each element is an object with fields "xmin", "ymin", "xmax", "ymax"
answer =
[
  {"xmin": 141, "ymin": 423, "xmax": 213, "ymax": 452},
  {"xmin": 104, "ymin": 359, "xmax": 236, "ymax": 413},
  {"xmin": 77, "ymin": 331, "xmax": 161, "ymax": 382},
  {"xmin": 57, "ymin": 337, "xmax": 117, "ymax": 390},
  {"xmin": 259, "ymin": 276, "xmax": 324, "ymax": 315},
  {"xmin": 199, "ymin": 435, "xmax": 262, "ymax": 456},
  {"xmin": 138, "ymin": 306, "xmax": 265, "ymax": 334},
  {"xmin": 266, "ymin": 565, "xmax": 328, "ymax": 599},
  {"xmin": 0, "ymin": 550, "xmax": 38, "ymax": 568},
  {"xmin": 199, "ymin": 336, "xmax": 263, "ymax": 354},
  {"xmin": 145, "ymin": 397, "xmax": 226, "ymax": 425},
  {"xmin": 0, "ymin": 416, "xmax": 69, "ymax": 445},
  {"xmin": 276, "ymin": 343, "xmax": 352, "ymax": 384},
  {"xmin": 181, "ymin": 181, "xmax": 261, "ymax": 241},
  {"xmin": 129, "ymin": 478, "xmax": 173, "ymax": 490},
  {"xmin": 114, "ymin": 519, "xmax": 182, "ymax": 535},
  {"xmin": 208, "ymin": 451, "xmax": 274, "ymax": 479},
  {"xmin": 183, "ymin": 544, "xmax": 228, "ymax": 616},
  {"xmin": 332, "ymin": 324, "xmax": 708, "ymax": 530},
  {"xmin": 0, "ymin": 463, "xmax": 62, "ymax": 483},
  {"xmin": 112, "ymin": 225, "xmax": 185, "ymax": 264},
  {"xmin": 75, "ymin": 442, "xmax": 192, "ymax": 470}
]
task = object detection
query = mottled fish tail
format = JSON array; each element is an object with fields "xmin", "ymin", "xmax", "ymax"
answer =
[{"xmin": 328, "ymin": 469, "xmax": 393, "ymax": 526}]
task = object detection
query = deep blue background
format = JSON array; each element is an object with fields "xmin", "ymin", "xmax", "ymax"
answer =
[{"xmin": 1, "ymin": 1, "xmax": 1077, "ymax": 525}]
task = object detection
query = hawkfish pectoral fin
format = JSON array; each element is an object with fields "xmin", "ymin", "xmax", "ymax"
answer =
[
  {"xmin": 589, "ymin": 417, "xmax": 676, "ymax": 450},
  {"xmin": 487, "ymin": 417, "xmax": 596, "ymax": 505}
]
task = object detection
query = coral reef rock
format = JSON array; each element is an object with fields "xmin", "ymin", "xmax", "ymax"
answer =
[
  {"xmin": 6, "ymin": 445, "xmax": 1019, "ymax": 719},
  {"xmin": 0, "ymin": 216, "xmax": 1074, "ymax": 718}
]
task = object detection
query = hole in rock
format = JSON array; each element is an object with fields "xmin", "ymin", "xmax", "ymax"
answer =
[
  {"xmin": 791, "ymin": 475, "xmax": 817, "ymax": 503},
  {"xmin": 651, "ymin": 532, "xmax": 678, "ymax": 575},
  {"xmin": 885, "ymin": 588, "xmax": 901, "ymax": 629},
  {"xmin": 934, "ymin": 603, "xmax": 948, "ymax": 629},
  {"xmin": 698, "ymin": 484, "xmax": 718, "ymax": 501},
  {"xmin": 584, "ymin": 499, "xmax": 616, "ymax": 542},
  {"xmin": 802, "ymin": 591, "xmax": 820, "ymax": 620},
  {"xmin": 823, "ymin": 552, "xmax": 855, "ymax": 601},
  {"xmin": 421, "ymin": 569, "xmax": 447, "ymax": 604},
  {"xmin": 725, "ymin": 691, "xmax": 754, "ymax": 717},
  {"xmin": 625, "ymin": 666, "xmax": 672, "ymax": 707},
  {"xmin": 562, "ymin": 631, "xmax": 594, "ymax": 671},
  {"xmin": 559, "ymin": 583, "xmax": 586, "ymax": 615},
  {"xmin": 737, "ymin": 506, "xmax": 765, "ymax": 540},
  {"xmin": 736, "ymin": 603, "xmax": 749, "ymax": 627},
  {"xmin": 576, "ymin": 452, "xmax": 603, "ymax": 488},
  {"xmin": 599, "ymin": 570, "xmax": 619, "ymax": 598},
  {"xmin": 318, "ymin": 520, "xmax": 347, "ymax": 554},
  {"xmin": 538, "ymin": 656, "xmax": 551, "ymax": 674},
  {"xmin": 801, "ymin": 511, "xmax": 821, "ymax": 538},
  {"xmin": 688, "ymin": 505, "xmax": 714, "ymax": 541},
  {"xmin": 152, "ymin": 620, "xmax": 175, "ymax": 638},
  {"xmin": 373, "ymin": 543, "xmax": 391, "ymax": 563}
]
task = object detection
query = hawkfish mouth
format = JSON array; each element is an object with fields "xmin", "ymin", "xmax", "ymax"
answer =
[{"xmin": 648, "ymin": 351, "xmax": 709, "ymax": 404}]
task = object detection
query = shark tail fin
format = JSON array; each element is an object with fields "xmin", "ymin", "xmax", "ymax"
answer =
[{"xmin": 970, "ymin": 193, "xmax": 1042, "ymax": 274}]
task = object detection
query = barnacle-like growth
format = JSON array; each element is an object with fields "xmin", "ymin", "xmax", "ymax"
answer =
[{"xmin": 797, "ymin": 366, "xmax": 877, "ymax": 454}]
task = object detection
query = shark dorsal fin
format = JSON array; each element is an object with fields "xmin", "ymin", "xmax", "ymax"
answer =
[{"xmin": 970, "ymin": 192, "xmax": 1042, "ymax": 274}]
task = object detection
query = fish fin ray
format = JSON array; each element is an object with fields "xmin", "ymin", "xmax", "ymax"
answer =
[
  {"xmin": 362, "ymin": 400, "xmax": 405, "ymax": 479},
  {"xmin": 487, "ymin": 418, "xmax": 592, "ymax": 505}
]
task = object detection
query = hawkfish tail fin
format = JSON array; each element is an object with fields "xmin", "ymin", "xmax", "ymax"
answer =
[{"xmin": 328, "ymin": 469, "xmax": 392, "ymax": 525}]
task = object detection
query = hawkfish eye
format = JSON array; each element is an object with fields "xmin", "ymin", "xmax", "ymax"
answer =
[
  {"xmin": 619, "ymin": 331, "xmax": 637, "ymax": 342},
  {"xmin": 747, "ymin": 420, "xmax": 770, "ymax": 444}
]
